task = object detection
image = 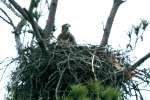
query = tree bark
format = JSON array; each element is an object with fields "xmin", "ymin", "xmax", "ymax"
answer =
[
  {"xmin": 129, "ymin": 52, "xmax": 150, "ymax": 71},
  {"xmin": 100, "ymin": 0, "xmax": 125, "ymax": 47},
  {"xmin": 44, "ymin": 0, "xmax": 58, "ymax": 44},
  {"xmin": 9, "ymin": 0, "xmax": 49, "ymax": 55}
]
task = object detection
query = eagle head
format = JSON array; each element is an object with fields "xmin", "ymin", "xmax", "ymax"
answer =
[{"xmin": 61, "ymin": 23, "xmax": 71, "ymax": 33}]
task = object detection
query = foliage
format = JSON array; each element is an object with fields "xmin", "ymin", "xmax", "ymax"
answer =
[
  {"xmin": 126, "ymin": 19, "xmax": 149, "ymax": 51},
  {"xmin": 60, "ymin": 80, "xmax": 122, "ymax": 100}
]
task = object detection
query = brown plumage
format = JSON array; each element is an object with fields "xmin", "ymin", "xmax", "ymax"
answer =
[{"xmin": 57, "ymin": 24, "xmax": 76, "ymax": 46}]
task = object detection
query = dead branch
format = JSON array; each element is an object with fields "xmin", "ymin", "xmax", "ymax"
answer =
[
  {"xmin": 13, "ymin": 0, "xmax": 40, "ymax": 54},
  {"xmin": 0, "ymin": 6, "xmax": 23, "ymax": 54},
  {"xmin": 8, "ymin": 0, "xmax": 31, "ymax": 20},
  {"xmin": 128, "ymin": 52, "xmax": 150, "ymax": 71},
  {"xmin": 44, "ymin": 0, "xmax": 58, "ymax": 43},
  {"xmin": 55, "ymin": 66, "xmax": 66, "ymax": 100},
  {"xmin": 0, "ymin": 7, "xmax": 15, "ymax": 28},
  {"xmin": 13, "ymin": 0, "xmax": 39, "ymax": 34},
  {"xmin": 9, "ymin": 0, "xmax": 49, "ymax": 55},
  {"xmin": 1, "ymin": 0, "xmax": 21, "ymax": 18},
  {"xmin": 100, "ymin": 0, "xmax": 126, "ymax": 47}
]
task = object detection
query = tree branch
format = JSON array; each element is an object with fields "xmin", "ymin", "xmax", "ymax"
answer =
[
  {"xmin": 13, "ymin": 0, "xmax": 40, "ymax": 54},
  {"xmin": 13, "ymin": 19, "xmax": 26, "ymax": 54},
  {"xmin": 1, "ymin": 0, "xmax": 21, "ymax": 18},
  {"xmin": 0, "ymin": 7, "xmax": 23, "ymax": 54},
  {"xmin": 128, "ymin": 52, "xmax": 150, "ymax": 71},
  {"xmin": 44, "ymin": 0, "xmax": 58, "ymax": 43},
  {"xmin": 55, "ymin": 67, "xmax": 66, "ymax": 100},
  {"xmin": 8, "ymin": 0, "xmax": 31, "ymax": 20},
  {"xmin": 0, "ymin": 7, "xmax": 15, "ymax": 28},
  {"xmin": 9, "ymin": 0, "xmax": 49, "ymax": 55},
  {"xmin": 100, "ymin": 0, "xmax": 126, "ymax": 47}
]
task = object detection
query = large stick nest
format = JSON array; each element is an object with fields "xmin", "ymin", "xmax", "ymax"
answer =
[{"xmin": 8, "ymin": 43, "xmax": 133, "ymax": 100}]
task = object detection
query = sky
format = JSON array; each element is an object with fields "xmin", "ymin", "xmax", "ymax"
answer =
[{"xmin": 0, "ymin": 0, "xmax": 150, "ymax": 99}]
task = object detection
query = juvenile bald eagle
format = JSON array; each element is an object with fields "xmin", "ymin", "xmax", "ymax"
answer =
[{"xmin": 57, "ymin": 24, "xmax": 76, "ymax": 46}]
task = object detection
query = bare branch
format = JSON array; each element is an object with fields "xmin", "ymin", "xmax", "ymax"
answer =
[
  {"xmin": 55, "ymin": 67, "xmax": 66, "ymax": 100},
  {"xmin": 1, "ymin": 0, "xmax": 35, "ymax": 55},
  {"xmin": 0, "ymin": 6, "xmax": 23, "ymax": 54},
  {"xmin": 1, "ymin": 0, "xmax": 21, "ymax": 17},
  {"xmin": 13, "ymin": 0, "xmax": 39, "ymax": 34},
  {"xmin": 9, "ymin": 0, "xmax": 49, "ymax": 55},
  {"xmin": 0, "ymin": 15, "xmax": 11, "ymax": 24},
  {"xmin": 13, "ymin": 0, "xmax": 41, "ymax": 54},
  {"xmin": 91, "ymin": 50, "xmax": 98, "ymax": 80},
  {"xmin": 0, "ymin": 58, "xmax": 16, "ymax": 81},
  {"xmin": 8, "ymin": 0, "xmax": 30, "ymax": 20},
  {"xmin": 44, "ymin": 0, "xmax": 58, "ymax": 43},
  {"xmin": 100, "ymin": 0, "xmax": 126, "ymax": 46},
  {"xmin": 0, "ymin": 7, "xmax": 15, "ymax": 28},
  {"xmin": 128, "ymin": 52, "xmax": 150, "ymax": 71}
]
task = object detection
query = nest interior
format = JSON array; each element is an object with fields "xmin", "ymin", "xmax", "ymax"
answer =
[{"xmin": 9, "ymin": 43, "xmax": 131, "ymax": 99}]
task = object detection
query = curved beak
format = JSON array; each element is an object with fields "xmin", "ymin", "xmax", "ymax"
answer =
[{"xmin": 66, "ymin": 24, "xmax": 71, "ymax": 27}]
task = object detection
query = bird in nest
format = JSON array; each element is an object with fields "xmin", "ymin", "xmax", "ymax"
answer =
[{"xmin": 57, "ymin": 24, "xmax": 76, "ymax": 46}]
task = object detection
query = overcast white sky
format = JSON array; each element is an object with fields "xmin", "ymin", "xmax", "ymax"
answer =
[{"xmin": 1, "ymin": 0, "xmax": 150, "ymax": 100}]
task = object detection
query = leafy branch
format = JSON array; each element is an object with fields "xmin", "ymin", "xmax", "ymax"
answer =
[{"xmin": 126, "ymin": 19, "xmax": 149, "ymax": 51}]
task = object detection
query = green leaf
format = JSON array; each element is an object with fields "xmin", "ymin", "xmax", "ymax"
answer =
[
  {"xmin": 141, "ymin": 19, "xmax": 149, "ymax": 30},
  {"xmin": 134, "ymin": 25, "xmax": 141, "ymax": 36},
  {"xmin": 70, "ymin": 84, "xmax": 88, "ymax": 97}
]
